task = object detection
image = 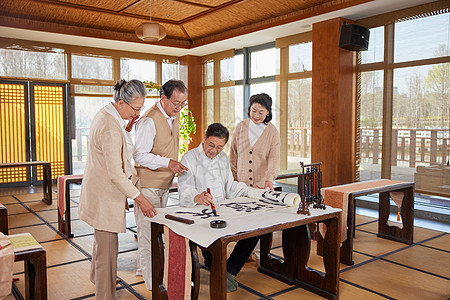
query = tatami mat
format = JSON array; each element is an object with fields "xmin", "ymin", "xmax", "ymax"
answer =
[{"xmin": 1, "ymin": 187, "xmax": 449, "ymax": 299}]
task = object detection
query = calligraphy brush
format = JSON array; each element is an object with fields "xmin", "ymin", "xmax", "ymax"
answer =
[{"xmin": 207, "ymin": 188, "xmax": 217, "ymax": 216}]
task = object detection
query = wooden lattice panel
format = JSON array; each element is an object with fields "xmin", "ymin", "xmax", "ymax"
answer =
[
  {"xmin": 0, "ymin": 83, "xmax": 28, "ymax": 184},
  {"xmin": 34, "ymin": 85, "xmax": 65, "ymax": 180}
]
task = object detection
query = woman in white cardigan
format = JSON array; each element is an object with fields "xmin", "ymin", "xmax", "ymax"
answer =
[
  {"xmin": 230, "ymin": 93, "xmax": 281, "ymax": 190},
  {"xmin": 79, "ymin": 79, "xmax": 156, "ymax": 300}
]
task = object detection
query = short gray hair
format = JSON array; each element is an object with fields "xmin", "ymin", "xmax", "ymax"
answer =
[{"xmin": 113, "ymin": 79, "xmax": 147, "ymax": 104}]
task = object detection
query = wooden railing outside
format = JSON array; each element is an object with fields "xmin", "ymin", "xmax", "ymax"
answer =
[
  {"xmin": 73, "ymin": 128, "xmax": 90, "ymax": 162},
  {"xmin": 361, "ymin": 128, "xmax": 449, "ymax": 167},
  {"xmin": 73, "ymin": 127, "xmax": 449, "ymax": 169},
  {"xmin": 287, "ymin": 127, "xmax": 310, "ymax": 158}
]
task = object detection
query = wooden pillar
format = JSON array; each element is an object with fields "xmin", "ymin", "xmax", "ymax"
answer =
[
  {"xmin": 311, "ymin": 18, "xmax": 357, "ymax": 187},
  {"xmin": 179, "ymin": 55, "xmax": 204, "ymax": 150}
]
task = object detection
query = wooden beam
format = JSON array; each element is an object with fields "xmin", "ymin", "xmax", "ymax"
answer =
[
  {"xmin": 311, "ymin": 17, "xmax": 357, "ymax": 187},
  {"xmin": 179, "ymin": 55, "xmax": 204, "ymax": 150}
]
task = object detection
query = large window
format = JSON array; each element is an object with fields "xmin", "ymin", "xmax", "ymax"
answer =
[
  {"xmin": 358, "ymin": 11, "xmax": 450, "ymax": 200},
  {"xmin": 72, "ymin": 54, "xmax": 113, "ymax": 80},
  {"xmin": 287, "ymin": 41, "xmax": 313, "ymax": 168},
  {"xmin": 359, "ymin": 70, "xmax": 384, "ymax": 181},
  {"xmin": 0, "ymin": 47, "xmax": 66, "ymax": 80}
]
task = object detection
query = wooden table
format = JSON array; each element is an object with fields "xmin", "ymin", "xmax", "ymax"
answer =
[
  {"xmin": 317, "ymin": 181, "xmax": 414, "ymax": 265},
  {"xmin": 14, "ymin": 247, "xmax": 47, "ymax": 300},
  {"xmin": 0, "ymin": 162, "xmax": 53, "ymax": 205},
  {"xmin": 151, "ymin": 209, "xmax": 341, "ymax": 300}
]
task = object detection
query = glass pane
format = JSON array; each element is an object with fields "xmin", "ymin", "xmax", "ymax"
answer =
[
  {"xmin": 204, "ymin": 61, "xmax": 214, "ymax": 86},
  {"xmin": 392, "ymin": 64, "xmax": 449, "ymax": 197},
  {"xmin": 205, "ymin": 88, "xmax": 214, "ymax": 127},
  {"xmin": 72, "ymin": 96, "xmax": 158, "ymax": 174},
  {"xmin": 288, "ymin": 78, "xmax": 312, "ymax": 169},
  {"xmin": 120, "ymin": 58, "xmax": 156, "ymax": 82},
  {"xmin": 73, "ymin": 85, "xmax": 113, "ymax": 95},
  {"xmin": 220, "ymin": 86, "xmax": 243, "ymax": 153},
  {"xmin": 0, "ymin": 48, "xmax": 66, "ymax": 80},
  {"xmin": 72, "ymin": 97, "xmax": 111, "ymax": 174},
  {"xmin": 251, "ymin": 48, "xmax": 279, "ymax": 78},
  {"xmin": 72, "ymin": 54, "xmax": 113, "ymax": 80},
  {"xmin": 360, "ymin": 26, "xmax": 384, "ymax": 64},
  {"xmin": 394, "ymin": 12, "xmax": 450, "ymax": 63},
  {"xmin": 359, "ymin": 70, "xmax": 384, "ymax": 181},
  {"xmin": 220, "ymin": 57, "xmax": 234, "ymax": 82},
  {"xmin": 249, "ymin": 82, "xmax": 280, "ymax": 130},
  {"xmin": 234, "ymin": 54, "xmax": 243, "ymax": 81},
  {"xmin": 162, "ymin": 61, "xmax": 179, "ymax": 83},
  {"xmin": 289, "ymin": 42, "xmax": 312, "ymax": 73}
]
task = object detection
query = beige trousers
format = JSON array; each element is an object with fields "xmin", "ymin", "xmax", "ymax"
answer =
[
  {"xmin": 134, "ymin": 185, "xmax": 169, "ymax": 290},
  {"xmin": 90, "ymin": 229, "xmax": 118, "ymax": 300}
]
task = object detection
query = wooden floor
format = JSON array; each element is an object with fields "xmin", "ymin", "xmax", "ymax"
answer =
[{"xmin": 1, "ymin": 186, "xmax": 449, "ymax": 300}]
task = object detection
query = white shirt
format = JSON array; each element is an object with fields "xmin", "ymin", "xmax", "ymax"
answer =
[
  {"xmin": 248, "ymin": 119, "xmax": 266, "ymax": 147},
  {"xmin": 103, "ymin": 102, "xmax": 140, "ymax": 199},
  {"xmin": 133, "ymin": 101, "xmax": 177, "ymax": 170},
  {"xmin": 178, "ymin": 143, "xmax": 248, "ymax": 207}
]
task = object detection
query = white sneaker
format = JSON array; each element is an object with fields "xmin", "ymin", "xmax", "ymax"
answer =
[{"xmin": 136, "ymin": 268, "xmax": 143, "ymax": 276}]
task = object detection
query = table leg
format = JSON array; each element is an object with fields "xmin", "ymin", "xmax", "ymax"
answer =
[
  {"xmin": 24, "ymin": 250, "xmax": 47, "ymax": 300},
  {"xmin": 339, "ymin": 195, "xmax": 355, "ymax": 265},
  {"xmin": 378, "ymin": 187, "xmax": 414, "ymax": 244},
  {"xmin": 294, "ymin": 217, "xmax": 340, "ymax": 299},
  {"xmin": 64, "ymin": 183, "xmax": 73, "ymax": 238},
  {"xmin": 190, "ymin": 242, "xmax": 200, "ymax": 300},
  {"xmin": 151, "ymin": 223, "xmax": 168, "ymax": 300},
  {"xmin": 260, "ymin": 219, "xmax": 340, "ymax": 299},
  {"xmin": 259, "ymin": 230, "xmax": 296, "ymax": 283},
  {"xmin": 42, "ymin": 164, "xmax": 52, "ymax": 205},
  {"xmin": 208, "ymin": 240, "xmax": 227, "ymax": 300}
]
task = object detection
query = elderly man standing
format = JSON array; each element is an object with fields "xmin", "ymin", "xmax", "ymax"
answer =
[
  {"xmin": 178, "ymin": 123, "xmax": 260, "ymax": 293},
  {"xmin": 133, "ymin": 79, "xmax": 188, "ymax": 290}
]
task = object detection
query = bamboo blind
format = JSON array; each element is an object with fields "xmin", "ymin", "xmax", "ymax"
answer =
[
  {"xmin": 0, "ymin": 83, "xmax": 28, "ymax": 183},
  {"xmin": 33, "ymin": 85, "xmax": 65, "ymax": 180}
]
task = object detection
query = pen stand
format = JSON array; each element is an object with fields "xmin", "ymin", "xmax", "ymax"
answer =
[{"xmin": 297, "ymin": 162, "xmax": 326, "ymax": 215}]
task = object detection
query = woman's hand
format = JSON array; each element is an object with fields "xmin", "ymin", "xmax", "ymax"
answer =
[
  {"xmin": 134, "ymin": 194, "xmax": 157, "ymax": 217},
  {"xmin": 194, "ymin": 192, "xmax": 214, "ymax": 206},
  {"xmin": 264, "ymin": 180, "xmax": 274, "ymax": 190}
]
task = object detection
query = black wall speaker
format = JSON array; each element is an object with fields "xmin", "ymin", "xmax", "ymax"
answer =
[{"xmin": 339, "ymin": 24, "xmax": 370, "ymax": 51}]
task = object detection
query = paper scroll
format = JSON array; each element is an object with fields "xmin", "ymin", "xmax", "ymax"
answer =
[{"xmin": 247, "ymin": 188, "xmax": 301, "ymax": 207}]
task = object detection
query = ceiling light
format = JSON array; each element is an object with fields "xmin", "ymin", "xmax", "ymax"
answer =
[{"xmin": 135, "ymin": 0, "xmax": 166, "ymax": 42}]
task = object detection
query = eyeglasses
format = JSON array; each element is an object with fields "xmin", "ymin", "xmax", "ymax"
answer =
[
  {"xmin": 167, "ymin": 99, "xmax": 188, "ymax": 109},
  {"xmin": 124, "ymin": 101, "xmax": 145, "ymax": 112}
]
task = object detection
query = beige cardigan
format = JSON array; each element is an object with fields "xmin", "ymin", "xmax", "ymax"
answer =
[
  {"xmin": 79, "ymin": 108, "xmax": 139, "ymax": 233},
  {"xmin": 229, "ymin": 119, "xmax": 281, "ymax": 188}
]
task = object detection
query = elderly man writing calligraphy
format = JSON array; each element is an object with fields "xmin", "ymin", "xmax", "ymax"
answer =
[{"xmin": 178, "ymin": 123, "xmax": 259, "ymax": 292}]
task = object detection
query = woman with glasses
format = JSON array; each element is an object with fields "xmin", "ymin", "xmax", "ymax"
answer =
[
  {"xmin": 79, "ymin": 79, "xmax": 156, "ymax": 300},
  {"xmin": 132, "ymin": 79, "xmax": 189, "ymax": 290}
]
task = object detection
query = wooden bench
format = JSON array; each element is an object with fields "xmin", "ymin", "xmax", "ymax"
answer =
[
  {"xmin": 317, "ymin": 180, "xmax": 414, "ymax": 265},
  {"xmin": 0, "ymin": 162, "xmax": 53, "ymax": 205},
  {"xmin": 57, "ymin": 175, "xmax": 179, "ymax": 238}
]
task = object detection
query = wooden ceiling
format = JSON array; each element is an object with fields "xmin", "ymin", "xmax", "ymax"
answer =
[{"xmin": 0, "ymin": 0, "xmax": 372, "ymax": 49}]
